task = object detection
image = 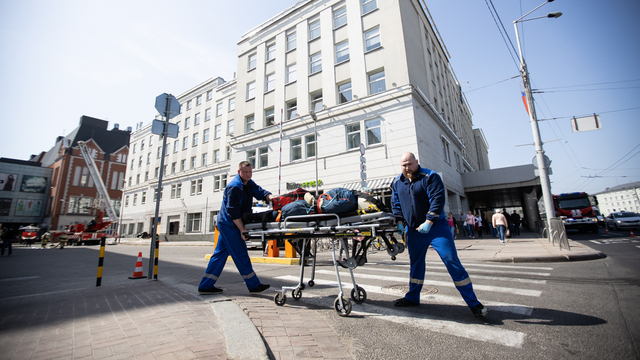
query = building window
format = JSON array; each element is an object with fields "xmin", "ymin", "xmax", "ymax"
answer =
[
  {"xmin": 369, "ymin": 69, "xmax": 386, "ymax": 94},
  {"xmin": 226, "ymin": 146, "xmax": 231, "ymax": 160},
  {"xmin": 132, "ymin": 144, "xmax": 137, "ymax": 154},
  {"xmin": 68, "ymin": 196, "xmax": 92, "ymax": 214},
  {"xmin": 265, "ymin": 73, "xmax": 276, "ymax": 92},
  {"xmin": 365, "ymin": 118, "xmax": 382, "ymax": 146},
  {"xmin": 171, "ymin": 183, "xmax": 182, "ymax": 198},
  {"xmin": 364, "ymin": 27, "xmax": 381, "ymax": 52},
  {"xmin": 141, "ymin": 191, "xmax": 146, "ymax": 205},
  {"xmin": 202, "ymin": 153, "xmax": 208, "ymax": 166},
  {"xmin": 216, "ymin": 102, "xmax": 223, "ymax": 116},
  {"xmin": 147, "ymin": 153, "xmax": 151, "ymax": 163},
  {"xmin": 203, "ymin": 128, "xmax": 210, "ymax": 143},
  {"xmin": 311, "ymin": 91, "xmax": 323, "ymax": 112},
  {"xmin": 171, "ymin": 162, "xmax": 176, "ymax": 174},
  {"xmin": 157, "ymin": 147, "xmax": 162, "ymax": 158},
  {"xmin": 286, "ymin": 63, "xmax": 297, "ymax": 83},
  {"xmin": 248, "ymin": 53, "xmax": 257, "ymax": 70},
  {"xmin": 265, "ymin": 108, "xmax": 275, "ymax": 126},
  {"xmin": 205, "ymin": 108, "xmax": 211, "ymax": 121},
  {"xmin": 309, "ymin": 18, "xmax": 321, "ymax": 41},
  {"xmin": 245, "ymin": 115, "xmax": 255, "ymax": 133},
  {"xmin": 228, "ymin": 98, "xmax": 235, "ymax": 112},
  {"xmin": 190, "ymin": 179, "xmax": 202, "ymax": 195},
  {"xmin": 206, "ymin": 90, "xmax": 212, "ymax": 101},
  {"xmin": 191, "ymin": 156, "xmax": 196, "ymax": 169},
  {"xmin": 246, "ymin": 81, "xmax": 256, "ymax": 100},
  {"xmin": 144, "ymin": 172, "xmax": 149, "ymax": 182},
  {"xmin": 247, "ymin": 150, "xmax": 256, "ymax": 168},
  {"xmin": 442, "ymin": 137, "xmax": 451, "ymax": 164},
  {"xmin": 286, "ymin": 30, "xmax": 297, "ymax": 51},
  {"xmin": 309, "ymin": 52, "xmax": 322, "ymax": 74},
  {"xmin": 215, "ymin": 124, "xmax": 222, "ymax": 139},
  {"xmin": 180, "ymin": 159, "xmax": 186, "ymax": 172},
  {"xmin": 182, "ymin": 136, "xmax": 188, "ymax": 150},
  {"xmin": 192, "ymin": 133, "xmax": 199, "ymax": 147},
  {"xmin": 214, "ymin": 149, "xmax": 220, "ymax": 163},
  {"xmin": 185, "ymin": 117, "xmax": 190, "ymax": 130},
  {"xmin": 306, "ymin": 134, "xmax": 316, "ymax": 158},
  {"xmin": 133, "ymin": 194, "xmax": 137, "ymax": 206},
  {"xmin": 124, "ymin": 196, "xmax": 129, "ymax": 208},
  {"xmin": 130, "ymin": 160, "xmax": 134, "ymax": 170},
  {"xmin": 455, "ymin": 152, "xmax": 462, "ymax": 172},
  {"xmin": 196, "ymin": 95, "xmax": 202, "ymax": 106},
  {"xmin": 222, "ymin": 174, "xmax": 228, "ymax": 188},
  {"xmin": 214, "ymin": 175, "xmax": 221, "ymax": 191},
  {"xmin": 138, "ymin": 156, "xmax": 142, "ymax": 167},
  {"xmin": 338, "ymin": 81, "xmax": 352, "ymax": 103},
  {"xmin": 335, "ymin": 41, "xmax": 349, "ymax": 63},
  {"xmin": 286, "ymin": 100, "xmax": 298, "ymax": 120},
  {"xmin": 187, "ymin": 213, "xmax": 202, "ymax": 232},
  {"xmin": 149, "ymin": 135, "xmax": 154, "ymax": 146},
  {"xmin": 346, "ymin": 123, "xmax": 361, "ymax": 150},
  {"xmin": 333, "ymin": 5, "xmax": 347, "ymax": 28},
  {"xmin": 194, "ymin": 113, "xmax": 200, "ymax": 125},
  {"xmin": 140, "ymin": 140, "xmax": 145, "ymax": 150},
  {"xmin": 173, "ymin": 140, "xmax": 179, "ymax": 153},
  {"xmin": 227, "ymin": 119, "xmax": 234, "ymax": 135},
  {"xmin": 362, "ymin": 0, "xmax": 377, "ymax": 15},
  {"xmin": 153, "ymin": 187, "xmax": 163, "ymax": 201},
  {"xmin": 258, "ymin": 146, "xmax": 268, "ymax": 168},
  {"xmin": 266, "ymin": 42, "xmax": 276, "ymax": 61},
  {"xmin": 291, "ymin": 137, "xmax": 302, "ymax": 161}
]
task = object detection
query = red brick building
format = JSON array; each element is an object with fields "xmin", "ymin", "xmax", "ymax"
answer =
[{"xmin": 39, "ymin": 116, "xmax": 130, "ymax": 231}]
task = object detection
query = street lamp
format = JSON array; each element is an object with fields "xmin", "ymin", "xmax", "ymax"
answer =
[
  {"xmin": 513, "ymin": 1, "xmax": 562, "ymax": 240},
  {"xmin": 310, "ymin": 110, "xmax": 319, "ymax": 198}
]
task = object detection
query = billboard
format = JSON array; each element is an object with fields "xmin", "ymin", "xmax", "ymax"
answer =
[
  {"xmin": 20, "ymin": 176, "xmax": 48, "ymax": 193},
  {"xmin": 15, "ymin": 199, "xmax": 42, "ymax": 216},
  {"xmin": 571, "ymin": 115, "xmax": 601, "ymax": 133},
  {"xmin": 0, "ymin": 173, "xmax": 18, "ymax": 191}
]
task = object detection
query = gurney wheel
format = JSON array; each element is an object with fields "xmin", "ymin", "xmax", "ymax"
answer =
[
  {"xmin": 308, "ymin": 280, "xmax": 315, "ymax": 287},
  {"xmin": 274, "ymin": 292, "xmax": 286, "ymax": 306},
  {"xmin": 292, "ymin": 288, "xmax": 302, "ymax": 300},
  {"xmin": 299, "ymin": 283, "xmax": 306, "ymax": 291},
  {"xmin": 397, "ymin": 243, "xmax": 405, "ymax": 254},
  {"xmin": 391, "ymin": 256, "xmax": 396, "ymax": 261},
  {"xmin": 351, "ymin": 286, "xmax": 367, "ymax": 304},
  {"xmin": 334, "ymin": 297, "xmax": 352, "ymax": 316},
  {"xmin": 346, "ymin": 258, "xmax": 358, "ymax": 269}
]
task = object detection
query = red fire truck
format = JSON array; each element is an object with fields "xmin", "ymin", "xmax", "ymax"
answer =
[{"xmin": 553, "ymin": 192, "xmax": 599, "ymax": 233}]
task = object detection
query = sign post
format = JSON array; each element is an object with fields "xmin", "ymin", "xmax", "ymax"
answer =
[{"xmin": 149, "ymin": 93, "xmax": 181, "ymax": 279}]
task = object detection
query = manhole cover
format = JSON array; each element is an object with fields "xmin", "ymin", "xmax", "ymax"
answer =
[{"xmin": 383, "ymin": 284, "xmax": 438, "ymax": 295}]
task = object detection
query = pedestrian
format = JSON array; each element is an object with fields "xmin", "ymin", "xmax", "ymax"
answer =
[
  {"xmin": 502, "ymin": 208, "xmax": 511, "ymax": 238},
  {"xmin": 511, "ymin": 210, "xmax": 521, "ymax": 236},
  {"xmin": 474, "ymin": 212, "xmax": 483, "ymax": 238},
  {"xmin": 198, "ymin": 161, "xmax": 273, "ymax": 294},
  {"xmin": 465, "ymin": 210, "xmax": 475, "ymax": 238},
  {"xmin": 391, "ymin": 152, "xmax": 488, "ymax": 316},
  {"xmin": 459, "ymin": 211, "xmax": 467, "ymax": 237},
  {"xmin": 447, "ymin": 212, "xmax": 457, "ymax": 239},
  {"xmin": 0, "ymin": 225, "xmax": 12, "ymax": 256},
  {"xmin": 485, "ymin": 209, "xmax": 497, "ymax": 237},
  {"xmin": 492, "ymin": 209, "xmax": 509, "ymax": 243}
]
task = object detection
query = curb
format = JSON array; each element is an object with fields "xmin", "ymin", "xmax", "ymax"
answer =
[{"xmin": 484, "ymin": 251, "xmax": 606, "ymax": 263}]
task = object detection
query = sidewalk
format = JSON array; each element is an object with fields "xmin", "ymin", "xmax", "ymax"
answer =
[{"xmin": 0, "ymin": 231, "xmax": 604, "ymax": 359}]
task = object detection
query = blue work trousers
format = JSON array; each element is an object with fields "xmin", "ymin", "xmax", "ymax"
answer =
[
  {"xmin": 403, "ymin": 219, "xmax": 481, "ymax": 308},
  {"xmin": 199, "ymin": 223, "xmax": 260, "ymax": 290}
]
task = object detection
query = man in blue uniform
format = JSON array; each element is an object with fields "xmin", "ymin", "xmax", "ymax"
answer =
[
  {"xmin": 391, "ymin": 152, "xmax": 488, "ymax": 316},
  {"xmin": 198, "ymin": 161, "xmax": 273, "ymax": 294}
]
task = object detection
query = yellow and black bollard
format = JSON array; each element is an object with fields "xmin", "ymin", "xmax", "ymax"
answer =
[
  {"xmin": 152, "ymin": 234, "xmax": 159, "ymax": 280},
  {"xmin": 96, "ymin": 236, "xmax": 106, "ymax": 287}
]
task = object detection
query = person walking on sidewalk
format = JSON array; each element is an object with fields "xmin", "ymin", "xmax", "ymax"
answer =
[
  {"xmin": 391, "ymin": 152, "xmax": 488, "ymax": 317},
  {"xmin": 198, "ymin": 161, "xmax": 273, "ymax": 295},
  {"xmin": 447, "ymin": 212, "xmax": 458, "ymax": 239},
  {"xmin": 0, "ymin": 225, "xmax": 12, "ymax": 256},
  {"xmin": 459, "ymin": 211, "xmax": 467, "ymax": 238},
  {"xmin": 465, "ymin": 210, "xmax": 476, "ymax": 239},
  {"xmin": 474, "ymin": 212, "xmax": 483, "ymax": 238},
  {"xmin": 492, "ymin": 209, "xmax": 509, "ymax": 243},
  {"xmin": 511, "ymin": 210, "xmax": 521, "ymax": 236}
]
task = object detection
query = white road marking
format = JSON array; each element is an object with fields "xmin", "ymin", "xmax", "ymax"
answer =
[
  {"xmin": 314, "ymin": 270, "xmax": 543, "ymax": 297},
  {"xmin": 374, "ymin": 261, "xmax": 554, "ymax": 271},
  {"xmin": 369, "ymin": 262, "xmax": 552, "ymax": 276},
  {"xmin": 355, "ymin": 266, "xmax": 547, "ymax": 284}
]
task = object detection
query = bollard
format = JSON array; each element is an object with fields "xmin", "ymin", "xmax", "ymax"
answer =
[
  {"xmin": 96, "ymin": 236, "xmax": 106, "ymax": 287},
  {"xmin": 267, "ymin": 240, "xmax": 279, "ymax": 257},
  {"xmin": 285, "ymin": 239, "xmax": 296, "ymax": 258},
  {"xmin": 152, "ymin": 234, "xmax": 159, "ymax": 280}
]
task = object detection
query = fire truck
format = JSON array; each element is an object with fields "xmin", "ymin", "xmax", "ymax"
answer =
[
  {"xmin": 55, "ymin": 141, "xmax": 119, "ymax": 245},
  {"xmin": 553, "ymin": 192, "xmax": 599, "ymax": 233}
]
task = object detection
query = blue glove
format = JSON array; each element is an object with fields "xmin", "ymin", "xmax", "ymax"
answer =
[
  {"xmin": 417, "ymin": 221, "xmax": 432, "ymax": 234},
  {"xmin": 396, "ymin": 223, "xmax": 404, "ymax": 235}
]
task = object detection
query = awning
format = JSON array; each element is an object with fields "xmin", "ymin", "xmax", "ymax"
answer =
[{"xmin": 340, "ymin": 176, "xmax": 395, "ymax": 192}]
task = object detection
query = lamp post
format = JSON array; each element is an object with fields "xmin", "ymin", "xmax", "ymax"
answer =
[
  {"xmin": 513, "ymin": 1, "xmax": 562, "ymax": 240},
  {"xmin": 310, "ymin": 110, "xmax": 319, "ymax": 198}
]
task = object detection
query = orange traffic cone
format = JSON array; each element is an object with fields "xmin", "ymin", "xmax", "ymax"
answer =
[
  {"xmin": 605, "ymin": 227, "xmax": 609, "ymax": 234},
  {"xmin": 128, "ymin": 252, "xmax": 146, "ymax": 279},
  {"xmin": 630, "ymin": 230, "xmax": 636, "ymax": 237}
]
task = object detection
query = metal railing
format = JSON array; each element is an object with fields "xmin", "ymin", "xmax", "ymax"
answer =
[{"xmin": 540, "ymin": 218, "xmax": 569, "ymax": 250}]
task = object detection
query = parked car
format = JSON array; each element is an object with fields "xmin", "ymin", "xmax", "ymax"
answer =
[
  {"xmin": 605, "ymin": 212, "xmax": 640, "ymax": 230},
  {"xmin": 593, "ymin": 208, "xmax": 605, "ymax": 227}
]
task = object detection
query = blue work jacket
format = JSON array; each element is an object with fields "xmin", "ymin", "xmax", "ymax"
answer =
[
  {"xmin": 218, "ymin": 174, "xmax": 271, "ymax": 227},
  {"xmin": 391, "ymin": 167, "xmax": 446, "ymax": 229}
]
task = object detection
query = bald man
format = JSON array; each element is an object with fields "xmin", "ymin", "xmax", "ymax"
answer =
[{"xmin": 391, "ymin": 152, "xmax": 487, "ymax": 317}]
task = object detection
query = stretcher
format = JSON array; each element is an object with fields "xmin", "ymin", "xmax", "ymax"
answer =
[{"xmin": 244, "ymin": 211, "xmax": 405, "ymax": 316}]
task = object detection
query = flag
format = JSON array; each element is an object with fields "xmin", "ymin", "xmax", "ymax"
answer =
[{"xmin": 521, "ymin": 92, "xmax": 530, "ymax": 115}]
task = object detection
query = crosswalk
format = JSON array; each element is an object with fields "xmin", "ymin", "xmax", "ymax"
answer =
[{"xmin": 275, "ymin": 259, "xmax": 554, "ymax": 348}]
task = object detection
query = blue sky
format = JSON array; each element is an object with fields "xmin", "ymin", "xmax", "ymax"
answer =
[{"xmin": 1, "ymin": 0, "xmax": 638, "ymax": 195}]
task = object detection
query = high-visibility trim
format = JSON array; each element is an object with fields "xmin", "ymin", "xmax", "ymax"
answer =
[
  {"xmin": 454, "ymin": 277, "xmax": 471, "ymax": 287},
  {"xmin": 410, "ymin": 278, "xmax": 424, "ymax": 284},
  {"xmin": 243, "ymin": 272, "xmax": 256, "ymax": 280},
  {"xmin": 203, "ymin": 273, "xmax": 219, "ymax": 281}
]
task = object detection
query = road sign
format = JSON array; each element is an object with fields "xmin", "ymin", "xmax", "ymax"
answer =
[
  {"xmin": 532, "ymin": 155, "xmax": 551, "ymax": 169},
  {"xmin": 151, "ymin": 120, "xmax": 179, "ymax": 138},
  {"xmin": 155, "ymin": 93, "xmax": 181, "ymax": 119}
]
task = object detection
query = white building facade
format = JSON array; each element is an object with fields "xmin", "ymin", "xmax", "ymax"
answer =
[
  {"xmin": 594, "ymin": 181, "xmax": 640, "ymax": 215},
  {"xmin": 121, "ymin": 0, "xmax": 485, "ymax": 239}
]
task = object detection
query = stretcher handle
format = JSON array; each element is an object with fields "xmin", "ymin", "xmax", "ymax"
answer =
[{"xmin": 283, "ymin": 213, "xmax": 342, "ymax": 228}]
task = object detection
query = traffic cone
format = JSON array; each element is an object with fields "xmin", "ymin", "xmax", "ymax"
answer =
[
  {"xmin": 128, "ymin": 252, "xmax": 146, "ymax": 279},
  {"xmin": 631, "ymin": 230, "xmax": 636, "ymax": 237},
  {"xmin": 605, "ymin": 227, "xmax": 609, "ymax": 234}
]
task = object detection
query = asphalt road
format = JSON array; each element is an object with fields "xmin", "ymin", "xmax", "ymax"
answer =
[{"xmin": 1, "ymin": 232, "xmax": 638, "ymax": 359}]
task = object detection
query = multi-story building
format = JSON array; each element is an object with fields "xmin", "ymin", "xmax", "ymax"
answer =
[
  {"xmin": 39, "ymin": 116, "xmax": 130, "ymax": 231},
  {"xmin": 122, "ymin": 0, "xmax": 486, "ymax": 239},
  {"xmin": 594, "ymin": 181, "xmax": 640, "ymax": 215}
]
